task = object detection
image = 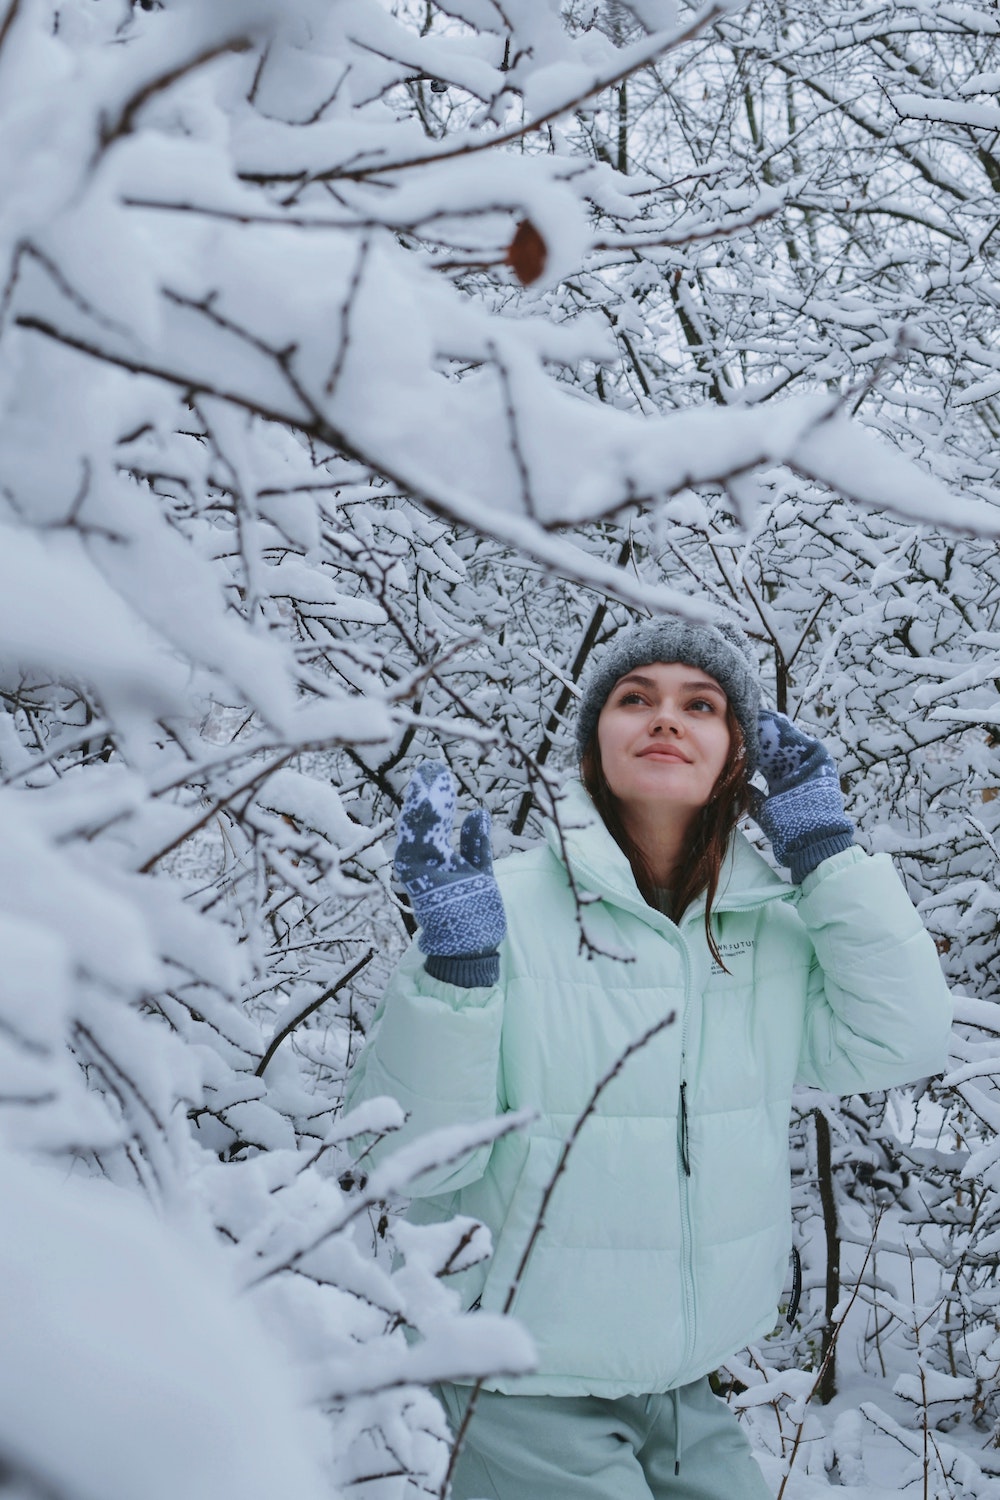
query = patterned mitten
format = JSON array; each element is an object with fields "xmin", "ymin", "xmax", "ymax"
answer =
[
  {"xmin": 754, "ymin": 711, "xmax": 854, "ymax": 882},
  {"xmin": 394, "ymin": 762, "xmax": 507, "ymax": 987}
]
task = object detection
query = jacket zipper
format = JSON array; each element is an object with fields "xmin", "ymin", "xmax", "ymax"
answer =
[
  {"xmin": 674, "ymin": 896, "xmax": 778, "ymax": 1378},
  {"xmin": 675, "ymin": 929, "xmax": 697, "ymax": 1377}
]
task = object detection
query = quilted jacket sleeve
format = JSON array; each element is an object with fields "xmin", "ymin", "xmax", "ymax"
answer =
[
  {"xmin": 795, "ymin": 846, "xmax": 953, "ymax": 1093},
  {"xmin": 342, "ymin": 938, "xmax": 506, "ymax": 1196}
]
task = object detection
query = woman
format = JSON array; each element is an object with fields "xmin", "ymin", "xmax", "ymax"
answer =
[{"xmin": 345, "ymin": 616, "xmax": 952, "ymax": 1500}]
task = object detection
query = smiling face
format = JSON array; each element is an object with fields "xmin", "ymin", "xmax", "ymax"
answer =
[{"xmin": 595, "ymin": 661, "xmax": 732, "ymax": 820}]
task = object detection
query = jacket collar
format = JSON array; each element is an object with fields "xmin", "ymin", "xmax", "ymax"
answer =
[{"xmin": 545, "ymin": 778, "xmax": 791, "ymax": 931}]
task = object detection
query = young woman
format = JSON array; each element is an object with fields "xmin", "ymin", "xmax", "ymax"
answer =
[{"xmin": 345, "ymin": 616, "xmax": 952, "ymax": 1500}]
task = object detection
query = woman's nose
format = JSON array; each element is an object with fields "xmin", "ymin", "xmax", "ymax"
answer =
[{"xmin": 650, "ymin": 703, "xmax": 681, "ymax": 735}]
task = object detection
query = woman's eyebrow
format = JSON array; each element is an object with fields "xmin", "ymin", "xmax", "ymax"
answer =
[{"xmin": 613, "ymin": 673, "xmax": 727, "ymax": 699}]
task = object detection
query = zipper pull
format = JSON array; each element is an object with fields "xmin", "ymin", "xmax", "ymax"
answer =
[
  {"xmin": 786, "ymin": 1247, "xmax": 802, "ymax": 1326},
  {"xmin": 679, "ymin": 1081, "xmax": 691, "ymax": 1177}
]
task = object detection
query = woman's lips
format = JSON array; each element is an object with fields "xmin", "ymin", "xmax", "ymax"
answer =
[{"xmin": 638, "ymin": 746, "xmax": 690, "ymax": 762}]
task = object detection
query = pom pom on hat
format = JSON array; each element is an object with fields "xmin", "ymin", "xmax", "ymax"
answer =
[{"xmin": 574, "ymin": 615, "xmax": 761, "ymax": 772}]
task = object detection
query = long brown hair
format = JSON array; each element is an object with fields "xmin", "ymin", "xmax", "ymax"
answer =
[{"xmin": 580, "ymin": 699, "xmax": 752, "ymax": 969}]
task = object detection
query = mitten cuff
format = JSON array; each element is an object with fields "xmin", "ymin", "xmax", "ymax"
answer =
[
  {"xmin": 424, "ymin": 951, "xmax": 500, "ymax": 988},
  {"xmin": 789, "ymin": 830, "xmax": 856, "ymax": 884}
]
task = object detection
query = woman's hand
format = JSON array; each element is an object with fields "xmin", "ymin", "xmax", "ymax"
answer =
[
  {"xmin": 754, "ymin": 712, "xmax": 854, "ymax": 882},
  {"xmin": 394, "ymin": 762, "xmax": 507, "ymax": 980}
]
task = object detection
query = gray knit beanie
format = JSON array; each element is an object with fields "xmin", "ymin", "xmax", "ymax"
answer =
[{"xmin": 574, "ymin": 615, "xmax": 762, "ymax": 773}]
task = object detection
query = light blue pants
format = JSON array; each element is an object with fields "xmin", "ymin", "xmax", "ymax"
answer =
[{"xmin": 435, "ymin": 1378, "xmax": 772, "ymax": 1500}]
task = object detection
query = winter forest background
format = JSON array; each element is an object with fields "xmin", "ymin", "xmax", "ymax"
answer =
[{"xmin": 2, "ymin": 0, "xmax": 1000, "ymax": 1496}]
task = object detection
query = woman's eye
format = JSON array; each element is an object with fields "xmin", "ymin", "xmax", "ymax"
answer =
[
  {"xmin": 689, "ymin": 698, "xmax": 715, "ymax": 713},
  {"xmin": 618, "ymin": 691, "xmax": 646, "ymax": 705}
]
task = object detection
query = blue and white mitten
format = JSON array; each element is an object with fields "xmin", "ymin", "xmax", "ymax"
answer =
[
  {"xmin": 755, "ymin": 711, "xmax": 854, "ymax": 883},
  {"xmin": 394, "ymin": 762, "xmax": 506, "ymax": 987}
]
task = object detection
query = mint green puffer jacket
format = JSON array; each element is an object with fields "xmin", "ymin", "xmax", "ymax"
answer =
[{"xmin": 345, "ymin": 779, "xmax": 952, "ymax": 1397}]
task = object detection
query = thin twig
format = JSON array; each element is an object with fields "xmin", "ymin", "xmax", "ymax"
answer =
[
  {"xmin": 99, "ymin": 36, "xmax": 254, "ymax": 150},
  {"xmin": 441, "ymin": 1009, "xmax": 676, "ymax": 1497},
  {"xmin": 325, "ymin": 235, "xmax": 370, "ymax": 397},
  {"xmin": 240, "ymin": 3, "xmax": 730, "ymax": 186},
  {"xmin": 0, "ymin": 0, "xmax": 21, "ymax": 60},
  {"xmin": 255, "ymin": 948, "xmax": 374, "ymax": 1078},
  {"xmin": 488, "ymin": 341, "xmax": 536, "ymax": 521},
  {"xmin": 138, "ymin": 751, "xmax": 295, "ymax": 873},
  {"xmin": 776, "ymin": 1207, "xmax": 885, "ymax": 1500},
  {"xmin": 246, "ymin": 1111, "xmax": 532, "ymax": 1288}
]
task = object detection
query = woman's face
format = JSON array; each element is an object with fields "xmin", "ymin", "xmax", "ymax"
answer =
[{"xmin": 596, "ymin": 661, "xmax": 732, "ymax": 817}]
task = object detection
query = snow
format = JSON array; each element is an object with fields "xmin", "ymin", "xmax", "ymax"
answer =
[
  {"xmin": 0, "ymin": 787, "xmax": 159, "ymax": 991},
  {"xmin": 891, "ymin": 93, "xmax": 1000, "ymax": 129},
  {"xmin": 0, "ymin": 1148, "xmax": 331, "ymax": 1500},
  {"xmin": 521, "ymin": 60, "xmax": 600, "ymax": 118},
  {"xmin": 0, "ymin": 522, "xmax": 188, "ymax": 715}
]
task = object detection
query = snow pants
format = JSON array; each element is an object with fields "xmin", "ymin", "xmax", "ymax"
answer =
[{"xmin": 435, "ymin": 1376, "xmax": 772, "ymax": 1500}]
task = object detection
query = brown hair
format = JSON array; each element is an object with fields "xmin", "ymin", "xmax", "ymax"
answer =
[{"xmin": 580, "ymin": 699, "xmax": 752, "ymax": 970}]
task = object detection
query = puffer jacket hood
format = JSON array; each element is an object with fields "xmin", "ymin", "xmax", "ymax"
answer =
[
  {"xmin": 346, "ymin": 779, "xmax": 952, "ymax": 1397},
  {"xmin": 550, "ymin": 777, "xmax": 787, "ymax": 925}
]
